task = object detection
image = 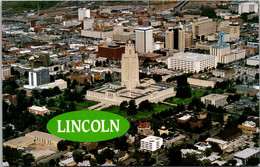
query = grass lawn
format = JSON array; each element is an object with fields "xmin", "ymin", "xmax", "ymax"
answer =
[
  {"xmin": 53, "ymin": 98, "xmax": 99, "ymax": 110},
  {"xmin": 103, "ymin": 103, "xmax": 173, "ymax": 119},
  {"xmin": 165, "ymin": 91, "xmax": 204, "ymax": 105}
]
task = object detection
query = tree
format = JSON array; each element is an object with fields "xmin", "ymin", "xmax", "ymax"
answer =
[
  {"xmin": 247, "ymin": 157, "xmax": 259, "ymax": 166},
  {"xmin": 104, "ymin": 72, "xmax": 112, "ymax": 83},
  {"xmin": 68, "ymin": 102, "xmax": 76, "ymax": 111},
  {"xmin": 53, "ymin": 86, "xmax": 61, "ymax": 95},
  {"xmin": 47, "ymin": 99, "xmax": 55, "ymax": 107},
  {"xmin": 73, "ymin": 150, "xmax": 84, "ymax": 163},
  {"xmin": 139, "ymin": 100, "xmax": 153, "ymax": 111},
  {"xmin": 3, "ymin": 146, "xmax": 22, "ymax": 166},
  {"xmin": 161, "ymin": 133, "xmax": 168, "ymax": 139},
  {"xmin": 39, "ymin": 97, "xmax": 46, "ymax": 106},
  {"xmin": 32, "ymin": 89, "xmax": 40, "ymax": 99},
  {"xmin": 22, "ymin": 153, "xmax": 35, "ymax": 166},
  {"xmin": 59, "ymin": 99, "xmax": 67, "ymax": 110},
  {"xmin": 114, "ymin": 136, "xmax": 129, "ymax": 151},
  {"xmin": 252, "ymin": 95, "xmax": 258, "ymax": 102},
  {"xmin": 167, "ymin": 147, "xmax": 182, "ymax": 166},
  {"xmin": 201, "ymin": 7, "xmax": 217, "ymax": 18},
  {"xmin": 57, "ymin": 140, "xmax": 68, "ymax": 151},
  {"xmin": 49, "ymin": 159, "xmax": 56, "ymax": 166},
  {"xmin": 120, "ymin": 101, "xmax": 128, "ymax": 111},
  {"xmin": 176, "ymin": 75, "xmax": 192, "ymax": 99},
  {"xmin": 153, "ymin": 74, "xmax": 162, "ymax": 82},
  {"xmin": 205, "ymin": 148, "xmax": 212, "ymax": 156},
  {"xmin": 211, "ymin": 142, "xmax": 222, "ymax": 154},
  {"xmin": 182, "ymin": 153, "xmax": 201, "ymax": 166},
  {"xmin": 227, "ymin": 159, "xmax": 237, "ymax": 166},
  {"xmin": 127, "ymin": 100, "xmax": 137, "ymax": 115}
]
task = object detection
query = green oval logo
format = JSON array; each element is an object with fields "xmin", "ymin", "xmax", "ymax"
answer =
[{"xmin": 46, "ymin": 110, "xmax": 130, "ymax": 142}]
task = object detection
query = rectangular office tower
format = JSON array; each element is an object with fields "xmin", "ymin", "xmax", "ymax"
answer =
[
  {"xmin": 135, "ymin": 26, "xmax": 154, "ymax": 54},
  {"xmin": 29, "ymin": 67, "xmax": 50, "ymax": 87},
  {"xmin": 165, "ymin": 27, "xmax": 185, "ymax": 51}
]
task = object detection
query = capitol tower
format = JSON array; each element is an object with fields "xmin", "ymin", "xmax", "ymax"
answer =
[{"xmin": 121, "ymin": 40, "xmax": 140, "ymax": 90}]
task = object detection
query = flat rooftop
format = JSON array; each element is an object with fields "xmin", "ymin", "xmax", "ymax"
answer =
[
  {"xmin": 170, "ymin": 52, "xmax": 215, "ymax": 62},
  {"xmin": 26, "ymin": 131, "xmax": 63, "ymax": 142},
  {"xmin": 4, "ymin": 136, "xmax": 34, "ymax": 147},
  {"xmin": 202, "ymin": 94, "xmax": 227, "ymax": 100},
  {"xmin": 234, "ymin": 148, "xmax": 259, "ymax": 159},
  {"xmin": 247, "ymin": 55, "xmax": 259, "ymax": 60}
]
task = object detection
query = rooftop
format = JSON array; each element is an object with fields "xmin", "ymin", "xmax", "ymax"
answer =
[
  {"xmin": 234, "ymin": 148, "xmax": 259, "ymax": 159},
  {"xmin": 169, "ymin": 52, "xmax": 215, "ymax": 62},
  {"xmin": 26, "ymin": 131, "xmax": 63, "ymax": 142},
  {"xmin": 202, "ymin": 94, "xmax": 227, "ymax": 100}
]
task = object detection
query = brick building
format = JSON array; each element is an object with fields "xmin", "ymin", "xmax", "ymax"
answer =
[{"xmin": 98, "ymin": 44, "xmax": 125, "ymax": 61}]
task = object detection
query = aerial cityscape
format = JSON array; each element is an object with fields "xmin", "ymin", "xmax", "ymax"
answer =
[{"xmin": 2, "ymin": 0, "xmax": 260, "ymax": 166}]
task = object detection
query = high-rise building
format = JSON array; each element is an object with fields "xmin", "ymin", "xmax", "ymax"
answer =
[
  {"xmin": 185, "ymin": 31, "xmax": 193, "ymax": 49},
  {"xmin": 29, "ymin": 67, "xmax": 50, "ymax": 87},
  {"xmin": 78, "ymin": 8, "xmax": 91, "ymax": 21},
  {"xmin": 135, "ymin": 26, "xmax": 154, "ymax": 54},
  {"xmin": 192, "ymin": 17, "xmax": 217, "ymax": 40},
  {"xmin": 165, "ymin": 25, "xmax": 185, "ymax": 51},
  {"xmin": 39, "ymin": 55, "xmax": 50, "ymax": 67},
  {"xmin": 121, "ymin": 40, "xmax": 140, "ymax": 90},
  {"xmin": 229, "ymin": 24, "xmax": 240, "ymax": 40},
  {"xmin": 238, "ymin": 2, "xmax": 259, "ymax": 14}
]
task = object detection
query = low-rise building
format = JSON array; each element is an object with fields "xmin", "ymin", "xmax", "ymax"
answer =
[
  {"xmin": 59, "ymin": 157, "xmax": 77, "ymax": 166},
  {"xmin": 206, "ymin": 138, "xmax": 228, "ymax": 150},
  {"xmin": 37, "ymin": 79, "xmax": 67, "ymax": 90},
  {"xmin": 187, "ymin": 77, "xmax": 223, "ymax": 88},
  {"xmin": 246, "ymin": 55, "xmax": 259, "ymax": 66},
  {"xmin": 178, "ymin": 114, "xmax": 191, "ymax": 123},
  {"xmin": 140, "ymin": 136, "xmax": 163, "ymax": 151},
  {"xmin": 3, "ymin": 131, "xmax": 63, "ymax": 148},
  {"xmin": 137, "ymin": 122, "xmax": 154, "ymax": 136},
  {"xmin": 238, "ymin": 117, "xmax": 259, "ymax": 137},
  {"xmin": 235, "ymin": 85, "xmax": 259, "ymax": 96},
  {"xmin": 234, "ymin": 148, "xmax": 260, "ymax": 164},
  {"xmin": 201, "ymin": 94, "xmax": 227, "ymax": 107},
  {"xmin": 213, "ymin": 127, "xmax": 242, "ymax": 141},
  {"xmin": 167, "ymin": 52, "xmax": 217, "ymax": 73},
  {"xmin": 28, "ymin": 105, "xmax": 51, "ymax": 115},
  {"xmin": 212, "ymin": 68, "xmax": 235, "ymax": 78}
]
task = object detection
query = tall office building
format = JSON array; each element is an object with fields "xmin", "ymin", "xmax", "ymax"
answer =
[
  {"xmin": 238, "ymin": 2, "xmax": 258, "ymax": 14},
  {"xmin": 135, "ymin": 26, "xmax": 154, "ymax": 54},
  {"xmin": 192, "ymin": 17, "xmax": 217, "ymax": 40},
  {"xmin": 165, "ymin": 25, "xmax": 185, "ymax": 51},
  {"xmin": 29, "ymin": 67, "xmax": 50, "ymax": 87},
  {"xmin": 78, "ymin": 8, "xmax": 91, "ymax": 21},
  {"xmin": 121, "ymin": 40, "xmax": 140, "ymax": 90}
]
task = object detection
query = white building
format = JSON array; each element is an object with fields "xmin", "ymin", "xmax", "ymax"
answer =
[
  {"xmin": 201, "ymin": 94, "xmax": 227, "ymax": 107},
  {"xmin": 140, "ymin": 136, "xmax": 163, "ymax": 151},
  {"xmin": 78, "ymin": 8, "xmax": 91, "ymax": 21},
  {"xmin": 234, "ymin": 148, "xmax": 260, "ymax": 163},
  {"xmin": 28, "ymin": 105, "xmax": 51, "ymax": 115},
  {"xmin": 246, "ymin": 55, "xmax": 259, "ymax": 66},
  {"xmin": 238, "ymin": 2, "xmax": 259, "ymax": 14},
  {"xmin": 135, "ymin": 26, "xmax": 154, "ymax": 53},
  {"xmin": 37, "ymin": 79, "xmax": 67, "ymax": 90},
  {"xmin": 167, "ymin": 52, "xmax": 217, "ymax": 73}
]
